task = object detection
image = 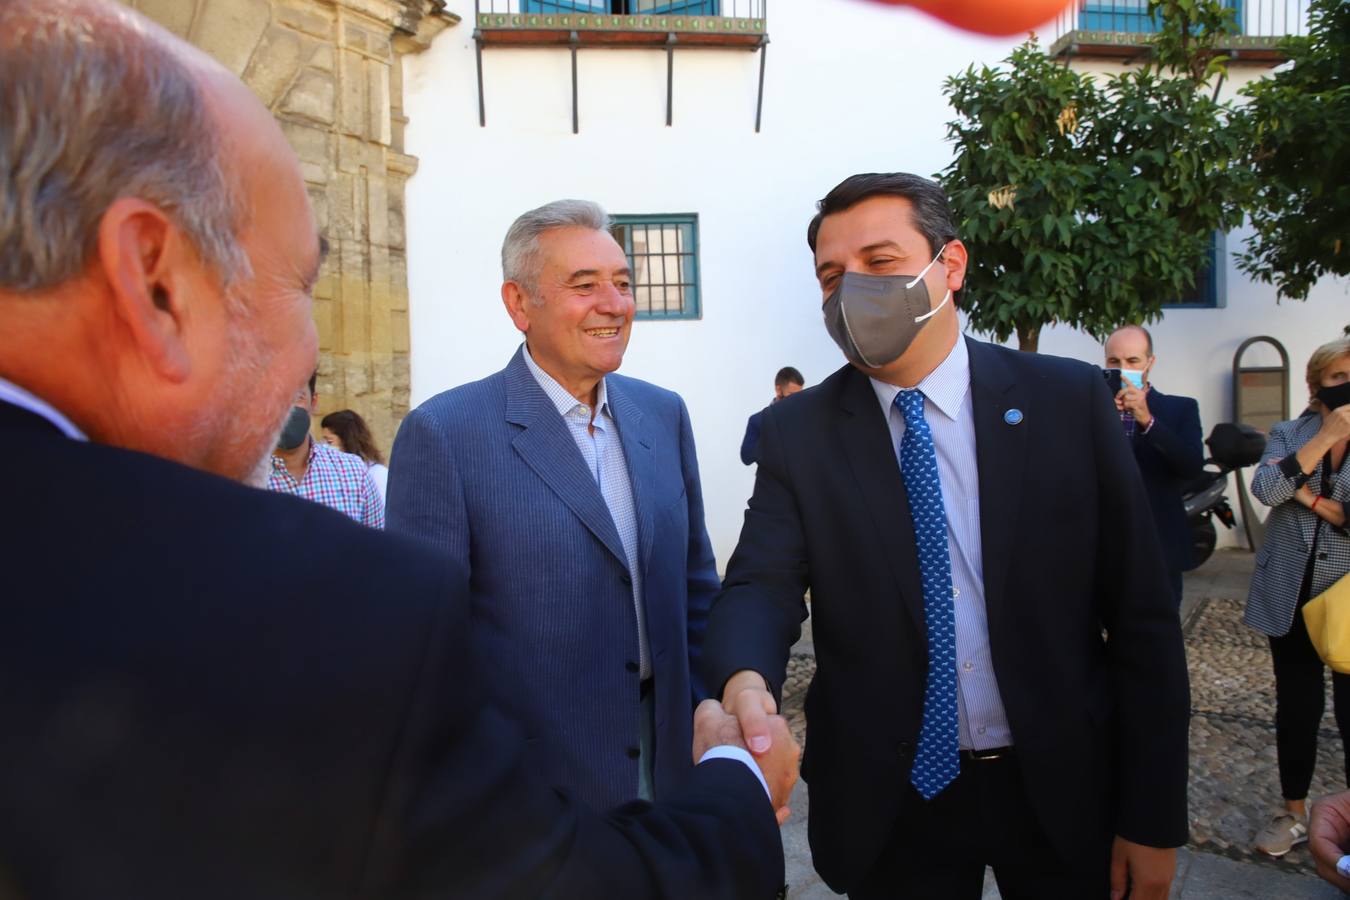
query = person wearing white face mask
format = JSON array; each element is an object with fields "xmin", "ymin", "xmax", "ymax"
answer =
[{"xmin": 1104, "ymin": 325, "xmax": 1204, "ymax": 609}]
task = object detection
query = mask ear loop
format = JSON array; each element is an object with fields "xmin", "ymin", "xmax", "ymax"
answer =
[{"xmin": 908, "ymin": 245, "xmax": 951, "ymax": 323}]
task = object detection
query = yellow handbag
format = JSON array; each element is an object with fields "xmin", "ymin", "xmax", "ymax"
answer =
[{"xmin": 1304, "ymin": 573, "xmax": 1350, "ymax": 674}]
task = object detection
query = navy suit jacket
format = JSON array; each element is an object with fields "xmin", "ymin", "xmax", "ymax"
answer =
[
  {"xmin": 1131, "ymin": 387, "xmax": 1204, "ymax": 573},
  {"xmin": 386, "ymin": 347, "xmax": 719, "ymax": 811},
  {"xmin": 0, "ymin": 399, "xmax": 782, "ymax": 899},
  {"xmin": 702, "ymin": 338, "xmax": 1190, "ymax": 892},
  {"xmin": 741, "ymin": 408, "xmax": 766, "ymax": 465}
]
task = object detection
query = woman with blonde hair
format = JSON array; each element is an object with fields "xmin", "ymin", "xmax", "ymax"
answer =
[
  {"xmin": 320, "ymin": 409, "xmax": 389, "ymax": 501},
  {"xmin": 1247, "ymin": 337, "xmax": 1350, "ymax": 857}
]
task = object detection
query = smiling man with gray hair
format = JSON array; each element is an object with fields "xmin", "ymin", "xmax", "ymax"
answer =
[{"xmin": 387, "ymin": 199, "xmax": 727, "ymax": 813}]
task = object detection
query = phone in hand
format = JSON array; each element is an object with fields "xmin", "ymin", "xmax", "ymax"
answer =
[{"xmin": 1102, "ymin": 368, "xmax": 1123, "ymax": 396}]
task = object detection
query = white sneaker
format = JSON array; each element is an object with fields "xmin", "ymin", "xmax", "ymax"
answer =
[{"xmin": 1254, "ymin": 812, "xmax": 1308, "ymax": 857}]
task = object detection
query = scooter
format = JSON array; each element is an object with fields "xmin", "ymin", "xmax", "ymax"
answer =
[{"xmin": 1182, "ymin": 423, "xmax": 1266, "ymax": 567}]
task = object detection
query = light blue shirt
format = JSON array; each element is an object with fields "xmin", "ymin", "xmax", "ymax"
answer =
[
  {"xmin": 522, "ymin": 345, "xmax": 650, "ymax": 680},
  {"xmin": 870, "ymin": 335, "xmax": 1013, "ymax": 750}
]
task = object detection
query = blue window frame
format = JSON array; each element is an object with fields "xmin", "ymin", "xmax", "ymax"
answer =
[
  {"xmin": 610, "ymin": 214, "xmax": 701, "ymax": 320},
  {"xmin": 1163, "ymin": 231, "xmax": 1227, "ymax": 309},
  {"xmin": 1081, "ymin": 0, "xmax": 1242, "ymax": 34},
  {"xmin": 521, "ymin": 0, "xmax": 720, "ymax": 13}
]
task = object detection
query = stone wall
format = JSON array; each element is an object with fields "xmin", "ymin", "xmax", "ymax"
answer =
[{"xmin": 128, "ymin": 0, "xmax": 456, "ymax": 452}]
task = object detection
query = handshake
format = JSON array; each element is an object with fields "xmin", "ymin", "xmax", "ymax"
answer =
[{"xmin": 693, "ymin": 669, "xmax": 800, "ymax": 825}]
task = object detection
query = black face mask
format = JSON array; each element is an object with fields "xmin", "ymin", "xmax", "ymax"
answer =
[
  {"xmin": 1318, "ymin": 381, "xmax": 1350, "ymax": 411},
  {"xmin": 277, "ymin": 406, "xmax": 311, "ymax": 451}
]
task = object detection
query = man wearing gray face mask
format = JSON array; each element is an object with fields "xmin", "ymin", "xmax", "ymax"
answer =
[
  {"xmin": 703, "ymin": 173, "xmax": 1190, "ymax": 900},
  {"xmin": 268, "ymin": 369, "xmax": 385, "ymax": 529}
]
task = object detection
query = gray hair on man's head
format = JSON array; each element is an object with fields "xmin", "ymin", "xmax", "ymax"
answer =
[
  {"xmin": 501, "ymin": 199, "xmax": 610, "ymax": 299},
  {"xmin": 0, "ymin": 0, "xmax": 249, "ymax": 293}
]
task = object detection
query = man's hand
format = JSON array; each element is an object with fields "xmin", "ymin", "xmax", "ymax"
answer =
[
  {"xmin": 1310, "ymin": 792, "xmax": 1350, "ymax": 892},
  {"xmin": 1109, "ymin": 837, "xmax": 1175, "ymax": 900},
  {"xmin": 692, "ymin": 699, "xmax": 800, "ymax": 825},
  {"xmin": 720, "ymin": 669, "xmax": 779, "ymax": 754},
  {"xmin": 1115, "ymin": 385, "xmax": 1152, "ymax": 429}
]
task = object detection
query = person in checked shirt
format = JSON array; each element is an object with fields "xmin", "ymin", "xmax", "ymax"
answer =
[{"xmin": 268, "ymin": 371, "xmax": 384, "ymax": 529}]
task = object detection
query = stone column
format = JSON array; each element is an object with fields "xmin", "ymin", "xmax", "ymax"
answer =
[{"xmin": 128, "ymin": 0, "xmax": 456, "ymax": 453}]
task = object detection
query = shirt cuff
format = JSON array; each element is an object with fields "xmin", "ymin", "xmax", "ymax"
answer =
[
  {"xmin": 1279, "ymin": 454, "xmax": 1312, "ymax": 487},
  {"xmin": 698, "ymin": 745, "xmax": 772, "ymax": 802},
  {"xmin": 1140, "ymin": 418, "xmax": 1155, "ymax": 435}
]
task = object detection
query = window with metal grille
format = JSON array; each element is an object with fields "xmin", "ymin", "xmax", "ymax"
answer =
[{"xmin": 609, "ymin": 214, "xmax": 701, "ymax": 320}]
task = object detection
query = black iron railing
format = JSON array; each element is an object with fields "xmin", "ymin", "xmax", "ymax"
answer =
[
  {"xmin": 1051, "ymin": 0, "xmax": 1309, "ymax": 42},
  {"xmin": 474, "ymin": 0, "xmax": 765, "ymax": 18}
]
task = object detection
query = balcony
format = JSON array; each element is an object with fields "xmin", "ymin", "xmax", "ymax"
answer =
[
  {"xmin": 473, "ymin": 0, "xmax": 766, "ymax": 48},
  {"xmin": 471, "ymin": 0, "xmax": 769, "ymax": 131},
  {"xmin": 1049, "ymin": 0, "xmax": 1309, "ymax": 66}
]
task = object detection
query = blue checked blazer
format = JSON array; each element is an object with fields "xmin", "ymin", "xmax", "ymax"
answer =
[
  {"xmin": 385, "ymin": 347, "xmax": 719, "ymax": 812},
  {"xmin": 1245, "ymin": 414, "xmax": 1350, "ymax": 637}
]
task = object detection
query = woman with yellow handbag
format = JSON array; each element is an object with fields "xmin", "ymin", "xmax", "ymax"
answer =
[{"xmin": 1246, "ymin": 337, "xmax": 1350, "ymax": 858}]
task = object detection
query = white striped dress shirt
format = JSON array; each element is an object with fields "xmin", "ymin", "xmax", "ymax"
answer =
[
  {"xmin": 870, "ymin": 336, "xmax": 1013, "ymax": 750},
  {"xmin": 522, "ymin": 346, "xmax": 650, "ymax": 680}
]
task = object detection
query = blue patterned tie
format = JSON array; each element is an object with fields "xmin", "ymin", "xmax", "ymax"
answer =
[{"xmin": 895, "ymin": 390, "xmax": 959, "ymax": 800}]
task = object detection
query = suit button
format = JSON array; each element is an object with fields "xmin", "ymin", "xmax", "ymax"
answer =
[
  {"xmin": 621, "ymin": 571, "xmax": 633, "ymax": 586},
  {"xmin": 1319, "ymin": 552, "xmax": 1328, "ymax": 561},
  {"xmin": 626, "ymin": 660, "xmax": 639, "ymax": 673},
  {"xmin": 897, "ymin": 741, "xmax": 914, "ymax": 758},
  {"xmin": 627, "ymin": 746, "xmax": 641, "ymax": 759}
]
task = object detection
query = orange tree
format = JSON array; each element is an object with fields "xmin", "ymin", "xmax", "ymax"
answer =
[{"xmin": 939, "ymin": 1, "xmax": 1249, "ymax": 351}]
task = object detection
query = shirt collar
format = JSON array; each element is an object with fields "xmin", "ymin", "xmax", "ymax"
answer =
[
  {"xmin": 0, "ymin": 376, "xmax": 88, "ymax": 441},
  {"xmin": 869, "ymin": 334, "xmax": 971, "ymax": 422},
  {"xmin": 522, "ymin": 343, "xmax": 610, "ymax": 420},
  {"xmin": 270, "ymin": 435, "xmax": 317, "ymax": 474}
]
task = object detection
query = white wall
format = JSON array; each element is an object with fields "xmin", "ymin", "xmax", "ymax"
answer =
[
  {"xmin": 402, "ymin": 0, "xmax": 1346, "ymax": 563},
  {"xmin": 403, "ymin": 0, "xmax": 1029, "ymax": 563}
]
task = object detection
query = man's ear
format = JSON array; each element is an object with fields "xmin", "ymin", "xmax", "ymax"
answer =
[
  {"xmin": 501, "ymin": 281, "xmax": 531, "ymax": 334},
  {"xmin": 96, "ymin": 197, "xmax": 195, "ymax": 383},
  {"xmin": 941, "ymin": 239, "xmax": 969, "ymax": 294}
]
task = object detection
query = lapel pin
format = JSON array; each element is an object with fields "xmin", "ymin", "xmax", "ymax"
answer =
[{"xmin": 1003, "ymin": 408, "xmax": 1024, "ymax": 426}]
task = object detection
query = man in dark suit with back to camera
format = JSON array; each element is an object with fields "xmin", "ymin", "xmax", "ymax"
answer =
[
  {"xmin": 0, "ymin": 2, "xmax": 794, "ymax": 897},
  {"xmin": 703, "ymin": 173, "xmax": 1191, "ymax": 899},
  {"xmin": 1104, "ymin": 324, "xmax": 1205, "ymax": 608},
  {"xmin": 741, "ymin": 366, "xmax": 805, "ymax": 466}
]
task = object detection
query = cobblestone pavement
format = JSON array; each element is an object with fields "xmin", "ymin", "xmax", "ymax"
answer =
[{"xmin": 777, "ymin": 550, "xmax": 1345, "ymax": 897}]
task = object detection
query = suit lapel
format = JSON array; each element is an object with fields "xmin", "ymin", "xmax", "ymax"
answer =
[
  {"xmin": 608, "ymin": 380, "xmax": 656, "ymax": 573},
  {"xmin": 503, "ymin": 349, "xmax": 629, "ymax": 568},
  {"xmin": 836, "ymin": 367, "xmax": 927, "ymax": 636},
  {"xmin": 966, "ymin": 337, "xmax": 1027, "ymax": 636}
]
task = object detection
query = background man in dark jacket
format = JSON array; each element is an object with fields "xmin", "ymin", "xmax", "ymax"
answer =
[
  {"xmin": 1105, "ymin": 324, "xmax": 1206, "ymax": 607},
  {"xmin": 741, "ymin": 366, "xmax": 805, "ymax": 465}
]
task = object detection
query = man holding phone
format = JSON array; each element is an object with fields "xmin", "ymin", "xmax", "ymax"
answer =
[{"xmin": 1104, "ymin": 325, "xmax": 1205, "ymax": 607}]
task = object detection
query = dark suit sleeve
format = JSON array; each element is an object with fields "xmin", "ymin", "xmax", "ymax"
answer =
[
  {"xmin": 1141, "ymin": 396, "xmax": 1203, "ymax": 480},
  {"xmin": 1088, "ymin": 373, "xmax": 1192, "ymax": 848},
  {"xmin": 384, "ymin": 406, "xmax": 469, "ymax": 564},
  {"xmin": 367, "ymin": 563, "xmax": 784, "ymax": 900},
  {"xmin": 679, "ymin": 396, "xmax": 721, "ymax": 702},
  {"xmin": 703, "ymin": 406, "xmax": 810, "ymax": 706},
  {"xmin": 740, "ymin": 412, "xmax": 761, "ymax": 466}
]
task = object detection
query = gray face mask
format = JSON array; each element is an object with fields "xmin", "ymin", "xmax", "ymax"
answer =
[
  {"xmin": 277, "ymin": 406, "xmax": 311, "ymax": 451},
  {"xmin": 822, "ymin": 248, "xmax": 950, "ymax": 369}
]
